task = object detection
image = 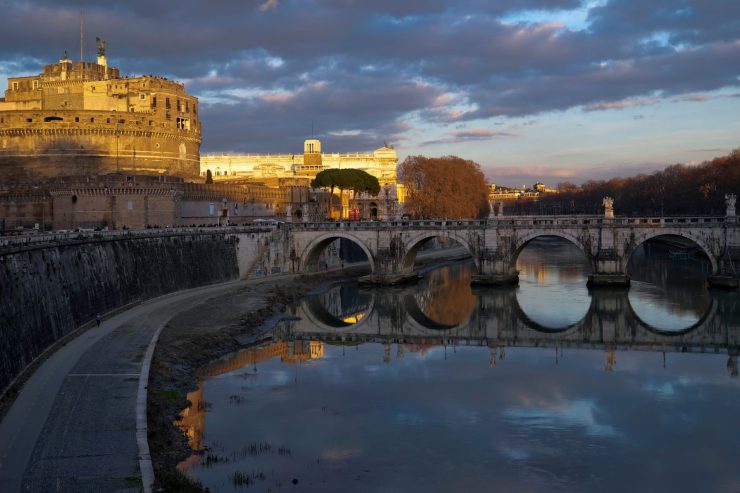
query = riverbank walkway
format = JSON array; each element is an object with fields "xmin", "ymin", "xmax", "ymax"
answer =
[{"xmin": 0, "ymin": 279, "xmax": 255, "ymax": 492}]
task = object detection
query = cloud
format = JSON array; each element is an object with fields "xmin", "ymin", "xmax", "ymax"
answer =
[
  {"xmin": 259, "ymin": 0, "xmax": 280, "ymax": 12},
  {"xmin": 584, "ymin": 96, "xmax": 661, "ymax": 112},
  {"xmin": 422, "ymin": 129, "xmax": 518, "ymax": 146}
]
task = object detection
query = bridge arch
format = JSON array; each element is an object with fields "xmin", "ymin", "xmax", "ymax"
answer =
[
  {"xmin": 299, "ymin": 232, "xmax": 376, "ymax": 273},
  {"xmin": 625, "ymin": 231, "xmax": 718, "ymax": 274},
  {"xmin": 512, "ymin": 231, "xmax": 595, "ymax": 271},
  {"xmin": 401, "ymin": 231, "xmax": 480, "ymax": 273}
]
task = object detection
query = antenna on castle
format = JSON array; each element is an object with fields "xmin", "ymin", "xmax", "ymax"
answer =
[
  {"xmin": 79, "ymin": 1, "xmax": 85, "ymax": 63},
  {"xmin": 311, "ymin": 120, "xmax": 314, "ymax": 139}
]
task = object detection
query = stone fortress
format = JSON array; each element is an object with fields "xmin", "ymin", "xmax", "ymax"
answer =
[{"xmin": 0, "ymin": 40, "xmax": 201, "ymax": 182}]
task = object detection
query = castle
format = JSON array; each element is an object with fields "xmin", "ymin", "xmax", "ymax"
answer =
[{"xmin": 0, "ymin": 41, "xmax": 201, "ymax": 182}]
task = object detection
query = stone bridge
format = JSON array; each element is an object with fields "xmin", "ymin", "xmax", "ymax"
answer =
[
  {"xmin": 276, "ymin": 286, "xmax": 740, "ymax": 375},
  {"xmin": 288, "ymin": 206, "xmax": 740, "ymax": 289}
]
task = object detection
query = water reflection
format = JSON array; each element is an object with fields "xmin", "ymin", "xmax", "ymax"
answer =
[
  {"xmin": 516, "ymin": 237, "xmax": 592, "ymax": 329},
  {"xmin": 628, "ymin": 239, "xmax": 712, "ymax": 331},
  {"xmin": 179, "ymin": 241, "xmax": 740, "ymax": 493},
  {"xmin": 414, "ymin": 265, "xmax": 476, "ymax": 327}
]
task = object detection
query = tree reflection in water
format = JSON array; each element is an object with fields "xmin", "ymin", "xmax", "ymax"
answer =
[{"xmin": 413, "ymin": 263, "xmax": 476, "ymax": 327}]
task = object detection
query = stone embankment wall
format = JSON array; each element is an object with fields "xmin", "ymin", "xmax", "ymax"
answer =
[{"xmin": 0, "ymin": 227, "xmax": 280, "ymax": 397}]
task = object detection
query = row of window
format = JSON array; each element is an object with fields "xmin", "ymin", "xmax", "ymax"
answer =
[
  {"xmin": 151, "ymin": 96, "xmax": 196, "ymax": 115},
  {"xmin": 10, "ymin": 80, "xmax": 40, "ymax": 91},
  {"xmin": 14, "ymin": 115, "xmax": 170, "ymax": 127}
]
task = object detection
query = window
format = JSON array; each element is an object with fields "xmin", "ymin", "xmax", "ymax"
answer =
[
  {"xmin": 12, "ymin": 82, "xmax": 18, "ymax": 91},
  {"xmin": 165, "ymin": 97, "xmax": 171, "ymax": 109},
  {"xmin": 139, "ymin": 93, "xmax": 146, "ymax": 100},
  {"xmin": 32, "ymin": 80, "xmax": 39, "ymax": 90},
  {"xmin": 90, "ymin": 117, "xmax": 95, "ymax": 123},
  {"xmin": 152, "ymin": 96, "xmax": 157, "ymax": 107},
  {"xmin": 127, "ymin": 200, "xmax": 133, "ymax": 210},
  {"xmin": 106, "ymin": 118, "xmax": 111, "ymax": 124},
  {"xmin": 74, "ymin": 117, "xmax": 79, "ymax": 123},
  {"xmin": 176, "ymin": 117, "xmax": 190, "ymax": 130}
]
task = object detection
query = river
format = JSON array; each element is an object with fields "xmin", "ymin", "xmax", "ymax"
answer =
[{"xmin": 178, "ymin": 238, "xmax": 739, "ymax": 493}]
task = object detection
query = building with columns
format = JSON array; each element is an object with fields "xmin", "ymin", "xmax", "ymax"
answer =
[{"xmin": 201, "ymin": 139, "xmax": 398, "ymax": 188}]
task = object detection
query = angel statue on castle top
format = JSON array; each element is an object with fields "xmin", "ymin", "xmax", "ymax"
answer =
[{"xmin": 96, "ymin": 37, "xmax": 106, "ymax": 57}]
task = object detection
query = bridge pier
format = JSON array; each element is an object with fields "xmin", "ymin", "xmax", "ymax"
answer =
[
  {"xmin": 358, "ymin": 272, "xmax": 419, "ymax": 286},
  {"xmin": 707, "ymin": 275, "xmax": 739, "ymax": 290},
  {"xmin": 707, "ymin": 246, "xmax": 740, "ymax": 289},
  {"xmin": 358, "ymin": 245, "xmax": 419, "ymax": 286},
  {"xmin": 471, "ymin": 251, "xmax": 519, "ymax": 286},
  {"xmin": 471, "ymin": 273, "xmax": 519, "ymax": 286},
  {"xmin": 587, "ymin": 273, "xmax": 630, "ymax": 287}
]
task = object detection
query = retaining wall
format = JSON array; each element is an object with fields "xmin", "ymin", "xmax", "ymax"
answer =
[{"xmin": 0, "ymin": 228, "xmax": 273, "ymax": 395}]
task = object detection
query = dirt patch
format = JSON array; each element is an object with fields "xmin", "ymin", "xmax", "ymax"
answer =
[{"xmin": 147, "ymin": 269, "xmax": 365, "ymax": 491}]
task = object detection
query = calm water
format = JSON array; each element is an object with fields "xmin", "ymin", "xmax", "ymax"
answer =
[{"xmin": 179, "ymin": 239, "xmax": 740, "ymax": 493}]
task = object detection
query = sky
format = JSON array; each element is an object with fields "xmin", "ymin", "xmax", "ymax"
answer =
[{"xmin": 0, "ymin": 0, "xmax": 739, "ymax": 186}]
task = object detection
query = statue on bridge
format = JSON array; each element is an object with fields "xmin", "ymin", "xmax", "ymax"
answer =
[
  {"xmin": 726, "ymin": 194, "xmax": 736, "ymax": 218},
  {"xmin": 602, "ymin": 197, "xmax": 615, "ymax": 220}
]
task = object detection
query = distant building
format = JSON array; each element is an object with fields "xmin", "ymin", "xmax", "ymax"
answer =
[
  {"xmin": 201, "ymin": 139, "xmax": 398, "ymax": 188},
  {"xmin": 488, "ymin": 181, "xmax": 557, "ymax": 203},
  {"xmin": 201, "ymin": 138, "xmax": 401, "ymax": 219},
  {"xmin": 0, "ymin": 44, "xmax": 201, "ymax": 182}
]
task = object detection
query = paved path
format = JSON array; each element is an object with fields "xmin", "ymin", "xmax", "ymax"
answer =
[{"xmin": 0, "ymin": 280, "xmax": 248, "ymax": 493}]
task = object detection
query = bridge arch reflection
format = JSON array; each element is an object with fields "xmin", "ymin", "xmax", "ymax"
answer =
[{"xmin": 287, "ymin": 280, "xmax": 735, "ymax": 356}]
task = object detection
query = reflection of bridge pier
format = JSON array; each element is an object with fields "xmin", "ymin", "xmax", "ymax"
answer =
[{"xmin": 279, "ymin": 284, "xmax": 739, "ymax": 376}]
